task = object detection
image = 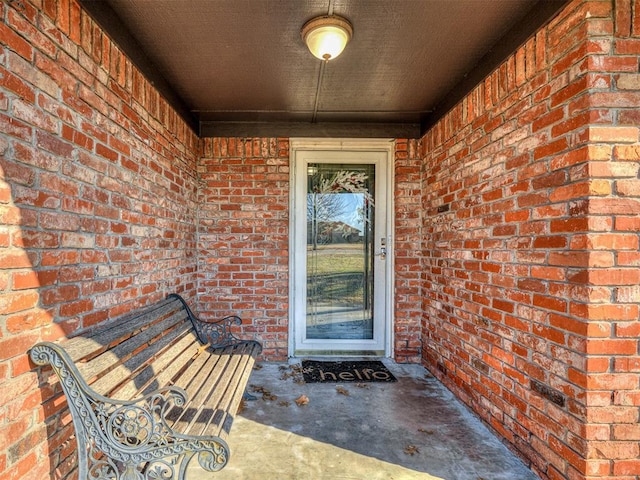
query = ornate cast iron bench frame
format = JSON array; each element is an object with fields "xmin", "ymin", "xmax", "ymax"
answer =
[{"xmin": 30, "ymin": 293, "xmax": 262, "ymax": 480}]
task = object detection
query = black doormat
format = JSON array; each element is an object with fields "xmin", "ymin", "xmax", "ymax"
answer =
[{"xmin": 301, "ymin": 360, "xmax": 397, "ymax": 383}]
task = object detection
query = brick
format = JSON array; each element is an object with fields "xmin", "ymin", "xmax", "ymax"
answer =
[
  {"xmin": 533, "ymin": 236, "xmax": 568, "ymax": 249},
  {"xmin": 95, "ymin": 143, "xmax": 120, "ymax": 162},
  {"xmin": 614, "ymin": 143, "xmax": 640, "ymax": 161},
  {"xmin": 617, "ymin": 179, "xmax": 640, "ymax": 196},
  {"xmin": 551, "ymin": 180, "xmax": 612, "ymax": 202},
  {"xmin": 0, "ymin": 249, "xmax": 31, "ymax": 269},
  {"xmin": 0, "ymin": 112, "xmax": 33, "ymax": 142},
  {"xmin": 39, "ymin": 211, "xmax": 80, "ymax": 231},
  {"xmin": 618, "ymin": 250, "xmax": 640, "ymax": 265},
  {"xmin": 616, "ymin": 285, "xmax": 640, "ymax": 302},
  {"xmin": 0, "ymin": 290, "xmax": 39, "ymax": 315},
  {"xmin": 0, "ymin": 331, "xmax": 40, "ymax": 361},
  {"xmin": 59, "ymin": 298, "xmax": 94, "ymax": 317},
  {"xmin": 616, "ymin": 321, "xmax": 640, "ymax": 336},
  {"xmin": 551, "ymin": 75, "xmax": 589, "ymax": 109},
  {"xmin": 588, "ymin": 53, "xmax": 638, "ymax": 72},
  {"xmin": 530, "ymin": 266, "xmax": 565, "ymax": 281},
  {"xmin": 35, "ymin": 130, "xmax": 73, "ymax": 157},
  {"xmin": 534, "ymin": 137, "xmax": 569, "ymax": 160},
  {"xmin": 590, "ymin": 304, "xmax": 639, "ymax": 321},
  {"xmin": 11, "ymin": 270, "xmax": 41, "ymax": 290},
  {"xmin": 589, "ymin": 90, "xmax": 640, "ymax": 114},
  {"xmin": 552, "ymin": 251, "xmax": 614, "ymax": 267},
  {"xmin": 571, "ymin": 233, "xmax": 639, "ymax": 250},
  {"xmin": 533, "ymin": 107, "xmax": 565, "ymax": 132},
  {"xmin": 40, "ymin": 285, "xmax": 79, "ymax": 306},
  {"xmin": 613, "ymin": 459, "xmax": 640, "ymax": 476},
  {"xmin": 587, "ymin": 339, "xmax": 638, "ymax": 356},
  {"xmin": 619, "ymin": 109, "xmax": 640, "ymax": 125},
  {"xmin": 0, "ymin": 22, "xmax": 34, "ymax": 61},
  {"xmin": 616, "ymin": 215, "xmax": 640, "ymax": 230},
  {"xmin": 14, "ymin": 143, "xmax": 61, "ymax": 172},
  {"xmin": 616, "ymin": 73, "xmax": 640, "ymax": 89},
  {"xmin": 589, "ymin": 126, "xmax": 639, "ymax": 143},
  {"xmin": 533, "ymin": 294, "xmax": 567, "ymax": 313},
  {"xmin": 614, "ymin": 356, "xmax": 640, "ymax": 373},
  {"xmin": 0, "ymin": 416, "xmax": 31, "ymax": 452},
  {"xmin": 550, "ymin": 217, "xmax": 589, "ymax": 233},
  {"xmin": 0, "ymin": 66, "xmax": 37, "ymax": 106},
  {"xmin": 588, "ymin": 441, "xmax": 640, "ymax": 460},
  {"xmin": 589, "ymin": 268, "xmax": 640, "ymax": 285},
  {"xmin": 5, "ymin": 310, "xmax": 51, "ymax": 333}
]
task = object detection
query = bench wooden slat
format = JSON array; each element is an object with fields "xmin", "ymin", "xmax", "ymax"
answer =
[
  {"xmin": 63, "ymin": 298, "xmax": 183, "ymax": 361},
  {"xmin": 167, "ymin": 348, "xmax": 231, "ymax": 432},
  {"xmin": 76, "ymin": 310, "xmax": 188, "ymax": 378},
  {"xmin": 107, "ymin": 329, "xmax": 202, "ymax": 400},
  {"xmin": 83, "ymin": 321, "xmax": 192, "ymax": 397},
  {"xmin": 204, "ymin": 343, "xmax": 260, "ymax": 436},
  {"xmin": 130, "ymin": 332, "xmax": 203, "ymax": 398},
  {"xmin": 156, "ymin": 338, "xmax": 215, "ymax": 395},
  {"xmin": 176, "ymin": 342, "xmax": 260, "ymax": 438}
]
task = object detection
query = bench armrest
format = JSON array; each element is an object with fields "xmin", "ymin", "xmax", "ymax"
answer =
[
  {"xmin": 168, "ymin": 293, "xmax": 260, "ymax": 350},
  {"xmin": 30, "ymin": 342, "xmax": 230, "ymax": 479}
]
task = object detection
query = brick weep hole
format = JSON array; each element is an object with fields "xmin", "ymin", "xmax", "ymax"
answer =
[{"xmin": 0, "ymin": 1, "xmax": 638, "ymax": 480}]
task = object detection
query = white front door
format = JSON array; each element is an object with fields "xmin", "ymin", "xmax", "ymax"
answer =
[{"xmin": 290, "ymin": 139, "xmax": 393, "ymax": 356}]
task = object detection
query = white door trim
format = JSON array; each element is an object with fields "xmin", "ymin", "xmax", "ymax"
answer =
[{"xmin": 288, "ymin": 138, "xmax": 395, "ymax": 358}]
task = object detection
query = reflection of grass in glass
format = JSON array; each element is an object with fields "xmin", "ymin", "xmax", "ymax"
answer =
[
  {"xmin": 308, "ymin": 247, "xmax": 365, "ymax": 304},
  {"xmin": 307, "ymin": 252, "xmax": 363, "ymax": 274}
]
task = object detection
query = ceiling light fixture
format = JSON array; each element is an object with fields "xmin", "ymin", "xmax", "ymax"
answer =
[{"xmin": 301, "ymin": 15, "xmax": 353, "ymax": 61}]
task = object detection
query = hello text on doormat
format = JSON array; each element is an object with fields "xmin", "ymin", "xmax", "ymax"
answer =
[{"xmin": 301, "ymin": 360, "xmax": 397, "ymax": 383}]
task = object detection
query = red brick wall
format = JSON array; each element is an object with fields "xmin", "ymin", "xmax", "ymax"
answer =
[
  {"xmin": 0, "ymin": 1, "xmax": 200, "ymax": 479},
  {"xmin": 420, "ymin": 1, "xmax": 640, "ymax": 479},
  {"xmin": 394, "ymin": 139, "xmax": 423, "ymax": 363},
  {"xmin": 586, "ymin": 1, "xmax": 640, "ymax": 477},
  {"xmin": 197, "ymin": 138, "xmax": 290, "ymax": 360}
]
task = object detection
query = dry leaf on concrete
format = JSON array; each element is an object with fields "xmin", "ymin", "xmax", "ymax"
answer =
[
  {"xmin": 295, "ymin": 394, "xmax": 309, "ymax": 406},
  {"xmin": 336, "ymin": 386, "xmax": 350, "ymax": 396},
  {"xmin": 279, "ymin": 364, "xmax": 305, "ymax": 383},
  {"xmin": 404, "ymin": 445, "xmax": 420, "ymax": 455},
  {"xmin": 251, "ymin": 384, "xmax": 277, "ymax": 401}
]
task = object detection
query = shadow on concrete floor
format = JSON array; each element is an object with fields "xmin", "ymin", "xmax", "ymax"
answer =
[{"xmin": 188, "ymin": 361, "xmax": 538, "ymax": 480}]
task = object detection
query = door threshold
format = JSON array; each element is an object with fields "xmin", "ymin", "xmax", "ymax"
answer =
[{"xmin": 293, "ymin": 350, "xmax": 386, "ymax": 358}]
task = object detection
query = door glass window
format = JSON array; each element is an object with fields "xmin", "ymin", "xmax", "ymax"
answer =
[{"xmin": 306, "ymin": 163, "xmax": 375, "ymax": 340}]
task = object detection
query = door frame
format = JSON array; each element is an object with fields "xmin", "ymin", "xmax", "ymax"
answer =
[{"xmin": 288, "ymin": 138, "xmax": 395, "ymax": 358}]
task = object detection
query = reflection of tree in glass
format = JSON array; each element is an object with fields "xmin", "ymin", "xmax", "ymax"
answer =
[{"xmin": 308, "ymin": 171, "xmax": 373, "ymax": 249}]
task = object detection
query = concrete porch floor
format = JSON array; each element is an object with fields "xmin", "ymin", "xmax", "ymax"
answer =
[{"xmin": 188, "ymin": 361, "xmax": 538, "ymax": 480}]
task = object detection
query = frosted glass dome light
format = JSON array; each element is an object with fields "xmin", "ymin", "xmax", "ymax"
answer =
[{"xmin": 302, "ymin": 15, "xmax": 353, "ymax": 61}]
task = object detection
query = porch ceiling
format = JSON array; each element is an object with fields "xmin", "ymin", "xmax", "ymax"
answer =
[{"xmin": 79, "ymin": 0, "xmax": 569, "ymax": 138}]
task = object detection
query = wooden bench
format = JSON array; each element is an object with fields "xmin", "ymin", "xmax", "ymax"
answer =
[{"xmin": 30, "ymin": 293, "xmax": 262, "ymax": 480}]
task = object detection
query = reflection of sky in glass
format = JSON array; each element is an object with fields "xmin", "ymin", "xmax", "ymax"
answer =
[{"xmin": 339, "ymin": 193, "xmax": 364, "ymax": 232}]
